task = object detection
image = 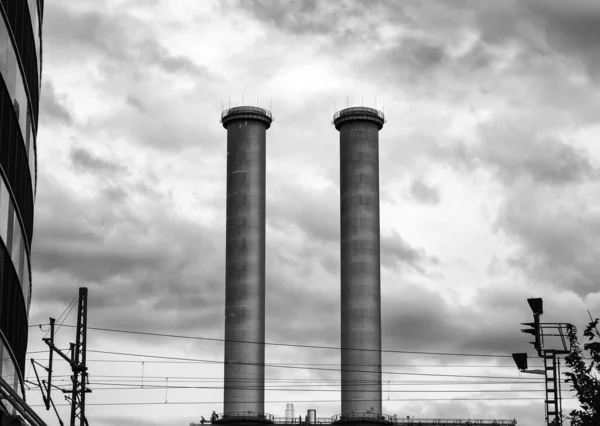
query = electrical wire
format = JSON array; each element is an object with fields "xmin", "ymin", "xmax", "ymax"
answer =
[
  {"xmin": 42, "ymin": 375, "xmax": 562, "ymax": 386},
  {"xmin": 25, "ymin": 396, "xmax": 575, "ymax": 407},
  {"xmin": 88, "ymin": 381, "xmax": 575, "ymax": 393},
  {"xmin": 55, "ymin": 325, "xmax": 512, "ymax": 358},
  {"xmin": 48, "ymin": 373, "xmax": 560, "ymax": 382},
  {"xmin": 42, "ymin": 296, "xmax": 77, "ymax": 339},
  {"xmin": 28, "ymin": 382, "xmax": 563, "ymax": 393},
  {"xmin": 54, "ymin": 299, "xmax": 78, "ymax": 336},
  {"xmin": 83, "ymin": 349, "xmax": 541, "ymax": 381},
  {"xmin": 82, "ymin": 359, "xmax": 545, "ymax": 368},
  {"xmin": 26, "ymin": 322, "xmax": 576, "ymax": 414}
]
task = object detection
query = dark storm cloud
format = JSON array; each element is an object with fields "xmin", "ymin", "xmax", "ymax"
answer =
[
  {"xmin": 226, "ymin": 0, "xmax": 387, "ymax": 48},
  {"xmin": 523, "ymin": 0, "xmax": 600, "ymax": 75},
  {"xmin": 267, "ymin": 183, "xmax": 339, "ymax": 246},
  {"xmin": 39, "ymin": 80, "xmax": 73, "ymax": 126},
  {"xmin": 469, "ymin": 0, "xmax": 600, "ymax": 76},
  {"xmin": 230, "ymin": 0, "xmax": 329, "ymax": 35},
  {"xmin": 261, "ymin": 270, "xmax": 532, "ymax": 393},
  {"xmin": 126, "ymin": 94, "xmax": 148, "ymax": 114},
  {"xmin": 30, "ymin": 167, "xmax": 225, "ymax": 338},
  {"xmin": 45, "ymin": 1, "xmax": 211, "ymax": 77},
  {"xmin": 378, "ymin": 37, "xmax": 449, "ymax": 76},
  {"xmin": 230, "ymin": 0, "xmax": 600, "ymax": 84},
  {"xmin": 409, "ymin": 179, "xmax": 440, "ymax": 205},
  {"xmin": 485, "ymin": 137, "xmax": 593, "ymax": 185},
  {"xmin": 496, "ymin": 185, "xmax": 600, "ymax": 296},
  {"xmin": 71, "ymin": 146, "xmax": 126, "ymax": 174},
  {"xmin": 428, "ymin": 106, "xmax": 599, "ymax": 299},
  {"xmin": 356, "ymin": 0, "xmax": 600, "ymax": 84},
  {"xmin": 383, "ymin": 285, "xmax": 457, "ymax": 352},
  {"xmin": 266, "ymin": 269, "xmax": 338, "ymax": 347},
  {"xmin": 381, "ymin": 231, "xmax": 438, "ymax": 273},
  {"xmin": 267, "ymin": 181, "xmax": 436, "ymax": 276},
  {"xmin": 42, "ymin": 1, "xmax": 221, "ymax": 155},
  {"xmin": 139, "ymin": 38, "xmax": 210, "ymax": 77},
  {"xmin": 381, "ymin": 283, "xmax": 572, "ymax": 358},
  {"xmin": 44, "ymin": 3, "xmax": 129, "ymax": 60},
  {"xmin": 437, "ymin": 121, "xmax": 595, "ymax": 186}
]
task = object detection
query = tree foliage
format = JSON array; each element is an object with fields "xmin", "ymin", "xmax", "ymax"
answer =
[{"xmin": 564, "ymin": 319, "xmax": 600, "ymax": 425}]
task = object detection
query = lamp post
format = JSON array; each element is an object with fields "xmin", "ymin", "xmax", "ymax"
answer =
[{"xmin": 513, "ymin": 298, "xmax": 573, "ymax": 426}]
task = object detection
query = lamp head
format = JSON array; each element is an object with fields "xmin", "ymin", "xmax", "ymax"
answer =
[
  {"xmin": 512, "ymin": 352, "xmax": 528, "ymax": 371},
  {"xmin": 527, "ymin": 298, "xmax": 543, "ymax": 315}
]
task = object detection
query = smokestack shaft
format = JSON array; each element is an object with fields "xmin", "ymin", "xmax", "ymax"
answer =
[
  {"xmin": 222, "ymin": 107, "xmax": 272, "ymax": 416},
  {"xmin": 334, "ymin": 107, "xmax": 384, "ymax": 416}
]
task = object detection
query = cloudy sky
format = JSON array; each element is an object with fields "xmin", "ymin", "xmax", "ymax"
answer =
[{"xmin": 23, "ymin": 0, "xmax": 600, "ymax": 425}]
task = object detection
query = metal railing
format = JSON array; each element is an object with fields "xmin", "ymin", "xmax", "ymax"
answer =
[
  {"xmin": 389, "ymin": 420, "xmax": 516, "ymax": 425},
  {"xmin": 217, "ymin": 414, "xmax": 516, "ymax": 426},
  {"xmin": 218, "ymin": 411, "xmax": 275, "ymax": 422},
  {"xmin": 273, "ymin": 417, "xmax": 332, "ymax": 425},
  {"xmin": 332, "ymin": 413, "xmax": 393, "ymax": 423},
  {"xmin": 221, "ymin": 106, "xmax": 273, "ymax": 122},
  {"xmin": 333, "ymin": 106, "xmax": 385, "ymax": 122},
  {"xmin": 330, "ymin": 414, "xmax": 516, "ymax": 426}
]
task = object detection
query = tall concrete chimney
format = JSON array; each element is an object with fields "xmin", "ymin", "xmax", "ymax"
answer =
[
  {"xmin": 221, "ymin": 106, "xmax": 273, "ymax": 418},
  {"xmin": 333, "ymin": 106, "xmax": 385, "ymax": 418}
]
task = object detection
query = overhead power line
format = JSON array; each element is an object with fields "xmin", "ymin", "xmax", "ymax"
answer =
[
  {"xmin": 40, "ymin": 375, "xmax": 559, "ymax": 386},
  {"xmin": 84, "ymin": 349, "xmax": 539, "ymax": 381},
  {"xmin": 52, "ymin": 324, "xmax": 512, "ymax": 358},
  {"xmin": 27, "ymin": 380, "xmax": 563, "ymax": 393},
  {"xmin": 47, "ymin": 373, "xmax": 563, "ymax": 383},
  {"xmin": 82, "ymin": 359, "xmax": 545, "ymax": 368},
  {"xmin": 42, "ymin": 296, "xmax": 77, "ymax": 338},
  {"xmin": 39, "ymin": 379, "xmax": 565, "ymax": 389},
  {"xmin": 26, "ymin": 396, "xmax": 572, "ymax": 407}
]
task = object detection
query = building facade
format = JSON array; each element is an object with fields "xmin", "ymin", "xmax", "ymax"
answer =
[{"xmin": 0, "ymin": 0, "xmax": 43, "ymax": 415}]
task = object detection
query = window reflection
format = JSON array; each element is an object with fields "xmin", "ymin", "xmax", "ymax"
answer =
[
  {"xmin": 18, "ymin": 236, "xmax": 24, "ymax": 281},
  {"xmin": 0, "ymin": 184, "xmax": 7, "ymax": 242},
  {"xmin": 27, "ymin": 0, "xmax": 41, "ymax": 75},
  {"xmin": 0, "ymin": 178, "xmax": 29, "ymax": 312},
  {"xmin": 0, "ymin": 339, "xmax": 21, "ymax": 414},
  {"xmin": 2, "ymin": 346, "xmax": 15, "ymax": 390},
  {"xmin": 26, "ymin": 107, "xmax": 35, "ymax": 195},
  {"xmin": 15, "ymin": 72, "xmax": 27, "ymax": 132},
  {"xmin": 23, "ymin": 263, "xmax": 30, "ymax": 309},
  {"xmin": 29, "ymin": 140, "xmax": 36, "ymax": 195},
  {"xmin": 11, "ymin": 213, "xmax": 21, "ymax": 276},
  {"xmin": 4, "ymin": 45, "xmax": 16, "ymax": 97},
  {"xmin": 0, "ymin": 9, "xmax": 38, "ymax": 194},
  {"xmin": 0, "ymin": 23, "xmax": 7, "ymax": 76}
]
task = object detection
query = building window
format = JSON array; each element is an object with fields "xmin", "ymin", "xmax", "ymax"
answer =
[{"xmin": 0, "ymin": 182, "xmax": 8, "ymax": 243}]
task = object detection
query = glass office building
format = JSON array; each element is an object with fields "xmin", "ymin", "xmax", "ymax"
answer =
[{"xmin": 0, "ymin": 0, "xmax": 43, "ymax": 415}]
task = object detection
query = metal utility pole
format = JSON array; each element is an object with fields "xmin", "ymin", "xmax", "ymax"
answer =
[
  {"xmin": 71, "ymin": 287, "xmax": 89, "ymax": 426},
  {"xmin": 42, "ymin": 287, "xmax": 91, "ymax": 426},
  {"xmin": 513, "ymin": 297, "xmax": 573, "ymax": 426}
]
